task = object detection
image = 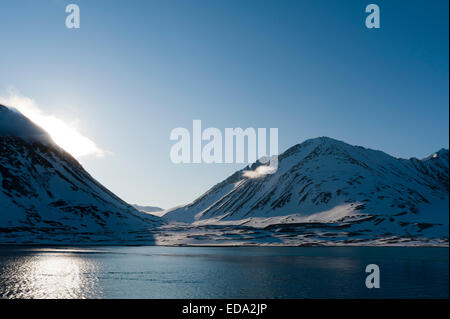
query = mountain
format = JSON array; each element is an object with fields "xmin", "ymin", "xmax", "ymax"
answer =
[
  {"xmin": 133, "ymin": 204, "xmax": 165, "ymax": 216},
  {"xmin": 0, "ymin": 104, "xmax": 163, "ymax": 244},
  {"xmin": 164, "ymin": 137, "xmax": 449, "ymax": 244}
]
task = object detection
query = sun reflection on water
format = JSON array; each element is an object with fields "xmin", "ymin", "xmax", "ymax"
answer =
[{"xmin": 0, "ymin": 252, "xmax": 100, "ymax": 299}]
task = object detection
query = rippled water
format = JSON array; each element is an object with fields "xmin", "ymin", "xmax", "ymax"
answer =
[{"xmin": 0, "ymin": 246, "xmax": 447, "ymax": 298}]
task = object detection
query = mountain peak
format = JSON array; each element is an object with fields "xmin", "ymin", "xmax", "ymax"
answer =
[
  {"xmin": 290, "ymin": 136, "xmax": 346, "ymax": 149},
  {"xmin": 433, "ymin": 148, "xmax": 449, "ymax": 157},
  {"xmin": 304, "ymin": 136, "xmax": 343, "ymax": 144},
  {"xmin": 0, "ymin": 103, "xmax": 52, "ymax": 143},
  {"xmin": 165, "ymin": 135, "xmax": 449, "ymax": 239},
  {"xmin": 1, "ymin": 104, "xmax": 163, "ymax": 244},
  {"xmin": 422, "ymin": 148, "xmax": 449, "ymax": 161},
  {"xmin": 279, "ymin": 136, "xmax": 370, "ymax": 163},
  {"xmin": 280, "ymin": 136, "xmax": 344, "ymax": 156}
]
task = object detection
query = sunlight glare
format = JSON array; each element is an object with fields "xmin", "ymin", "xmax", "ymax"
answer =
[{"xmin": 0, "ymin": 93, "xmax": 105, "ymax": 158}]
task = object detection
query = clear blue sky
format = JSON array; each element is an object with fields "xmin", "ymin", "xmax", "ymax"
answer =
[{"xmin": 0, "ymin": 0, "xmax": 448, "ymax": 208}]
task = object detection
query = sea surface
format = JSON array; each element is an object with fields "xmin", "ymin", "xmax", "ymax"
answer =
[{"xmin": 0, "ymin": 246, "xmax": 448, "ymax": 298}]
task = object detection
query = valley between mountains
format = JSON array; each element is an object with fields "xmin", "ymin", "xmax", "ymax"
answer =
[{"xmin": 1, "ymin": 104, "xmax": 448, "ymax": 246}]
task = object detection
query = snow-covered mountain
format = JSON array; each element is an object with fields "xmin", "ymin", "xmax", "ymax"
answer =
[
  {"xmin": 2, "ymin": 102, "xmax": 448, "ymax": 246},
  {"xmin": 0, "ymin": 104, "xmax": 163, "ymax": 244},
  {"xmin": 164, "ymin": 137, "xmax": 449, "ymax": 244},
  {"xmin": 133, "ymin": 204, "xmax": 165, "ymax": 216}
]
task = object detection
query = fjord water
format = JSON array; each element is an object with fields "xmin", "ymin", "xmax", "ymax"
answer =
[{"xmin": 0, "ymin": 246, "xmax": 447, "ymax": 298}]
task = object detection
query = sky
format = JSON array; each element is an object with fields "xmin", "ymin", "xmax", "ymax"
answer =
[{"xmin": 0, "ymin": 0, "xmax": 448, "ymax": 209}]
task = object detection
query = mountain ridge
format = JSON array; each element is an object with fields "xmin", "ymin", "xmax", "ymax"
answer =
[
  {"xmin": 0, "ymin": 104, "xmax": 163, "ymax": 244},
  {"xmin": 1, "ymin": 104, "xmax": 448, "ymax": 246},
  {"xmin": 164, "ymin": 136, "xmax": 449, "ymax": 243}
]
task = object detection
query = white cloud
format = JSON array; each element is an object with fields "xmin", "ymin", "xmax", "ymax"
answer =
[
  {"xmin": 243, "ymin": 165, "xmax": 277, "ymax": 179},
  {"xmin": 0, "ymin": 92, "xmax": 106, "ymax": 159}
]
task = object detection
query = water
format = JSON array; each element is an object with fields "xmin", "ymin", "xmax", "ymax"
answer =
[{"xmin": 0, "ymin": 246, "xmax": 447, "ymax": 298}]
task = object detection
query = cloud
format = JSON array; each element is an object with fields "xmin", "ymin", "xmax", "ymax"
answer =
[
  {"xmin": 243, "ymin": 165, "xmax": 277, "ymax": 179},
  {"xmin": 0, "ymin": 92, "xmax": 106, "ymax": 159}
]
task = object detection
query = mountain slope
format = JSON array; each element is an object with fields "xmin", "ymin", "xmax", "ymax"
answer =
[
  {"xmin": 133, "ymin": 204, "xmax": 165, "ymax": 217},
  {"xmin": 0, "ymin": 104, "xmax": 163, "ymax": 244},
  {"xmin": 164, "ymin": 137, "xmax": 449, "ymax": 242},
  {"xmin": 133, "ymin": 204, "xmax": 164, "ymax": 213}
]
